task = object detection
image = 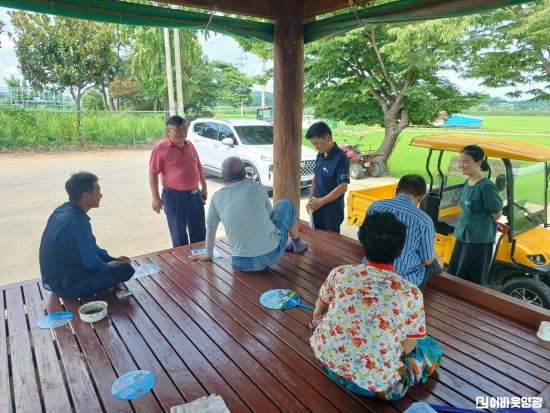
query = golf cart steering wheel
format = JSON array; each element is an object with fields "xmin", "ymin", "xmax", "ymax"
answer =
[{"xmin": 513, "ymin": 200, "xmax": 543, "ymax": 225}]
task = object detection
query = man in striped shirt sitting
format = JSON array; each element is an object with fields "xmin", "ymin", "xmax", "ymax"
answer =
[
  {"xmin": 364, "ymin": 175, "xmax": 443, "ymax": 290},
  {"xmin": 189, "ymin": 157, "xmax": 308, "ymax": 271}
]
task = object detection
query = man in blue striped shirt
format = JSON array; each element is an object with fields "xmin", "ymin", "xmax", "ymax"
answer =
[{"xmin": 365, "ymin": 175, "xmax": 443, "ymax": 289}]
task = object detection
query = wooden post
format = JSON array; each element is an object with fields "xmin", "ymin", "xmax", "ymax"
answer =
[{"xmin": 273, "ymin": 10, "xmax": 304, "ymax": 208}]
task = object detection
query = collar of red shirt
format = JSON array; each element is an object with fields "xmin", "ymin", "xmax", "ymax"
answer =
[
  {"xmin": 364, "ymin": 260, "xmax": 397, "ymax": 273},
  {"xmin": 165, "ymin": 138, "xmax": 189, "ymax": 148}
]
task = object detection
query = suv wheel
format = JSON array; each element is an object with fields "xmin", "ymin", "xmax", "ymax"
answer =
[
  {"xmin": 501, "ymin": 275, "xmax": 550, "ymax": 309},
  {"xmin": 245, "ymin": 165, "xmax": 261, "ymax": 184}
]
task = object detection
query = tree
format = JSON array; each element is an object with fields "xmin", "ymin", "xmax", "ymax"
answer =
[
  {"xmin": 212, "ymin": 60, "xmax": 252, "ymax": 108},
  {"xmin": 109, "ymin": 77, "xmax": 141, "ymax": 110},
  {"xmin": 455, "ymin": 0, "xmax": 550, "ymax": 100},
  {"xmin": 82, "ymin": 89, "xmax": 106, "ymax": 111},
  {"xmin": 129, "ymin": 27, "xmax": 216, "ymax": 114},
  {"xmin": 304, "ymin": 19, "xmax": 483, "ymax": 166},
  {"xmin": 234, "ymin": 37, "xmax": 274, "ymax": 106},
  {"xmin": 9, "ymin": 12, "xmax": 117, "ymax": 144}
]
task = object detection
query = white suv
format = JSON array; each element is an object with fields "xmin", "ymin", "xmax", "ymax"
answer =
[{"xmin": 188, "ymin": 118, "xmax": 317, "ymax": 190}]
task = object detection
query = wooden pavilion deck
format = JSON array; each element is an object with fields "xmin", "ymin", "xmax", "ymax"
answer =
[{"xmin": 2, "ymin": 223, "xmax": 549, "ymax": 413}]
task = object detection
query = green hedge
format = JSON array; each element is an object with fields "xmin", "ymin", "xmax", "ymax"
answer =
[{"xmin": 0, "ymin": 107, "xmax": 165, "ymax": 147}]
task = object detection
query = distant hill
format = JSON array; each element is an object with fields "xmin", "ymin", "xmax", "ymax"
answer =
[{"xmin": 250, "ymin": 90, "xmax": 274, "ymax": 107}]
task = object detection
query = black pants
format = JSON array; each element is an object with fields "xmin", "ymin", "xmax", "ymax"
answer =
[
  {"xmin": 53, "ymin": 262, "xmax": 135, "ymax": 300},
  {"xmin": 312, "ymin": 197, "xmax": 344, "ymax": 233},
  {"xmin": 162, "ymin": 187, "xmax": 206, "ymax": 247},
  {"xmin": 448, "ymin": 241, "xmax": 493, "ymax": 285}
]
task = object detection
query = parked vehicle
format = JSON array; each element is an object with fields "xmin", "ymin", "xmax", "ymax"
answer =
[
  {"xmin": 256, "ymin": 106, "xmax": 274, "ymax": 124},
  {"xmin": 188, "ymin": 118, "xmax": 317, "ymax": 190},
  {"xmin": 347, "ymin": 134, "xmax": 550, "ymax": 309},
  {"xmin": 338, "ymin": 136, "xmax": 383, "ymax": 179}
]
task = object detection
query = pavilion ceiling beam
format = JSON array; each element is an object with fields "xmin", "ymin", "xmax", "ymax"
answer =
[
  {"xmin": 154, "ymin": 0, "xmax": 363, "ymax": 20},
  {"xmin": 154, "ymin": 0, "xmax": 280, "ymax": 19},
  {"xmin": 2, "ymin": 0, "xmax": 273, "ymax": 41},
  {"xmin": 304, "ymin": 0, "xmax": 537, "ymax": 43}
]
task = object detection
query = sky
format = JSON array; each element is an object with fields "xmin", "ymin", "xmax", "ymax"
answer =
[{"xmin": 0, "ymin": 6, "xmax": 538, "ymax": 99}]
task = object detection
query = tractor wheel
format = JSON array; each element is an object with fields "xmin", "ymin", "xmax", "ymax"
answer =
[
  {"xmin": 349, "ymin": 164, "xmax": 364, "ymax": 180},
  {"xmin": 501, "ymin": 275, "xmax": 550, "ymax": 309},
  {"xmin": 368, "ymin": 161, "xmax": 383, "ymax": 177}
]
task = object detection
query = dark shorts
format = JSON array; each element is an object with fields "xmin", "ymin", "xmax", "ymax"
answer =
[{"xmin": 419, "ymin": 259, "xmax": 443, "ymax": 291}]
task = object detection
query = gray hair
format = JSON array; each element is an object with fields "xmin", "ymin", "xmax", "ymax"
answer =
[{"xmin": 222, "ymin": 157, "xmax": 246, "ymax": 182}]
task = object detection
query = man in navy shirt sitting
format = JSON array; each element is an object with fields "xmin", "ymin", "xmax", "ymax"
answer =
[
  {"xmin": 39, "ymin": 172, "xmax": 134, "ymax": 299},
  {"xmin": 305, "ymin": 122, "xmax": 350, "ymax": 233}
]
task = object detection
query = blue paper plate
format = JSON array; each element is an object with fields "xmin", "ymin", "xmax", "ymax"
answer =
[
  {"xmin": 37, "ymin": 311, "xmax": 74, "ymax": 329},
  {"xmin": 111, "ymin": 370, "xmax": 155, "ymax": 400}
]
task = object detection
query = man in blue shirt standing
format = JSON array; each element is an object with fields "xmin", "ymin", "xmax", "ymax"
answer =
[
  {"xmin": 366, "ymin": 175, "xmax": 443, "ymax": 289},
  {"xmin": 39, "ymin": 172, "xmax": 135, "ymax": 299},
  {"xmin": 306, "ymin": 122, "xmax": 350, "ymax": 233}
]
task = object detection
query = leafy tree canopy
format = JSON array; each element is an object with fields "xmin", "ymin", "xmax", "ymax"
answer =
[
  {"xmin": 212, "ymin": 60, "xmax": 252, "ymax": 108},
  {"xmin": 8, "ymin": 12, "xmax": 117, "ymax": 110},
  {"xmin": 129, "ymin": 27, "xmax": 217, "ymax": 114},
  {"xmin": 455, "ymin": 0, "xmax": 550, "ymax": 100},
  {"xmin": 305, "ymin": 19, "xmax": 483, "ymax": 163}
]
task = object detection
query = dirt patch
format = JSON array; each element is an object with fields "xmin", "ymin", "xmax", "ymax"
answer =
[{"xmin": 0, "ymin": 148, "xmax": 397, "ymax": 287}]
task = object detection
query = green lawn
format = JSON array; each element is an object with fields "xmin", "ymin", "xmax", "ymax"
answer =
[
  {"xmin": 479, "ymin": 115, "xmax": 550, "ymax": 134},
  {"xmin": 302, "ymin": 127, "xmax": 550, "ymax": 179}
]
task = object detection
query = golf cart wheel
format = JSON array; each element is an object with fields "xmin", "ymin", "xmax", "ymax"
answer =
[
  {"xmin": 368, "ymin": 161, "xmax": 383, "ymax": 177},
  {"xmin": 501, "ymin": 276, "xmax": 550, "ymax": 309},
  {"xmin": 245, "ymin": 165, "xmax": 261, "ymax": 184},
  {"xmin": 349, "ymin": 164, "xmax": 364, "ymax": 180}
]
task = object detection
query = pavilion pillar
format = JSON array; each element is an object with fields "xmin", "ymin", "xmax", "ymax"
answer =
[{"xmin": 272, "ymin": 11, "xmax": 304, "ymax": 209}]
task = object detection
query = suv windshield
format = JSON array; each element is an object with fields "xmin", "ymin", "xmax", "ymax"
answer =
[
  {"xmin": 511, "ymin": 161, "xmax": 547, "ymax": 235},
  {"xmin": 234, "ymin": 126, "xmax": 274, "ymax": 145}
]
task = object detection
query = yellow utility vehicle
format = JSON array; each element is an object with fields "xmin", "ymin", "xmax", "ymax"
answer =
[{"xmin": 347, "ymin": 134, "xmax": 550, "ymax": 309}]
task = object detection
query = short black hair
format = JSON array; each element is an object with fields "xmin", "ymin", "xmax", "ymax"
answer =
[
  {"xmin": 65, "ymin": 172, "xmax": 98, "ymax": 201},
  {"xmin": 462, "ymin": 145, "xmax": 489, "ymax": 172},
  {"xmin": 358, "ymin": 212, "xmax": 406, "ymax": 264},
  {"xmin": 397, "ymin": 174, "xmax": 427, "ymax": 197},
  {"xmin": 166, "ymin": 115, "xmax": 186, "ymax": 128},
  {"xmin": 305, "ymin": 121, "xmax": 332, "ymax": 140}
]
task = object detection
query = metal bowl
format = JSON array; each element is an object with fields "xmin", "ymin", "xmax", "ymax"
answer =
[{"xmin": 78, "ymin": 301, "xmax": 108, "ymax": 323}]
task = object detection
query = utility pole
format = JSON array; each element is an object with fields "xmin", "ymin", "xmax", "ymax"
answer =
[
  {"xmin": 261, "ymin": 58, "xmax": 266, "ymax": 108},
  {"xmin": 163, "ymin": 28, "xmax": 176, "ymax": 116},
  {"xmin": 235, "ymin": 51, "xmax": 254, "ymax": 118},
  {"xmin": 173, "ymin": 29, "xmax": 184, "ymax": 117}
]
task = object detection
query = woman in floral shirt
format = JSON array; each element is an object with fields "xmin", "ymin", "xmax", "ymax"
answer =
[{"xmin": 310, "ymin": 212, "xmax": 442, "ymax": 400}]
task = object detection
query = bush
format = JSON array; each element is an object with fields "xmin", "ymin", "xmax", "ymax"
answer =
[{"xmin": 0, "ymin": 107, "xmax": 165, "ymax": 148}]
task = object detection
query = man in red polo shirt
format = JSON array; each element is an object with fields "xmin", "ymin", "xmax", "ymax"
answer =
[{"xmin": 149, "ymin": 115, "xmax": 208, "ymax": 247}]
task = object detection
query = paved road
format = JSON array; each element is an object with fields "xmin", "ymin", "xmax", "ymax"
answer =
[{"xmin": 0, "ymin": 148, "xmax": 397, "ymax": 286}]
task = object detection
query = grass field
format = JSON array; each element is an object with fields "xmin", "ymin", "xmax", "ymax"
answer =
[
  {"xmin": 478, "ymin": 115, "xmax": 550, "ymax": 134},
  {"xmin": 301, "ymin": 125, "xmax": 550, "ymax": 179}
]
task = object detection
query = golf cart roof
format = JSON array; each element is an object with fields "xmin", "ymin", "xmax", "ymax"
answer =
[{"xmin": 410, "ymin": 134, "xmax": 550, "ymax": 162}]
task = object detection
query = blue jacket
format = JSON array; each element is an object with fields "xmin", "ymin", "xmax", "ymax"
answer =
[{"xmin": 39, "ymin": 202, "xmax": 114, "ymax": 297}]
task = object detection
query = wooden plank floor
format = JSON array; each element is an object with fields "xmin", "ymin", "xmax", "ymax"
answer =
[{"xmin": 2, "ymin": 223, "xmax": 549, "ymax": 413}]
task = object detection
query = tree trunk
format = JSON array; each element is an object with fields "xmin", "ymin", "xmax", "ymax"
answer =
[
  {"xmin": 100, "ymin": 84, "xmax": 115, "ymax": 111},
  {"xmin": 75, "ymin": 94, "xmax": 85, "ymax": 148},
  {"xmin": 377, "ymin": 105, "xmax": 410, "ymax": 168}
]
